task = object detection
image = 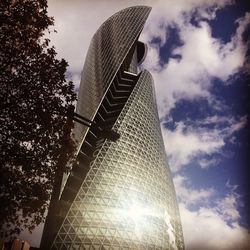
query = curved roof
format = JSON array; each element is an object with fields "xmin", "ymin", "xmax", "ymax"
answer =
[{"xmin": 74, "ymin": 6, "xmax": 151, "ymax": 143}]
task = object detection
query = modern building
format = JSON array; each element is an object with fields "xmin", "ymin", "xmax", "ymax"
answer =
[{"xmin": 41, "ymin": 5, "xmax": 184, "ymax": 250}]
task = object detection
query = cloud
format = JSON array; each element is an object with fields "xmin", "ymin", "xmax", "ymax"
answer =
[
  {"xmin": 162, "ymin": 121, "xmax": 224, "ymax": 171},
  {"xmin": 141, "ymin": 1, "xmax": 249, "ymax": 117},
  {"xmin": 228, "ymin": 115, "xmax": 248, "ymax": 134},
  {"xmin": 216, "ymin": 193, "xmax": 241, "ymax": 221},
  {"xmin": 198, "ymin": 157, "xmax": 221, "ymax": 168},
  {"xmin": 180, "ymin": 203, "xmax": 250, "ymax": 250},
  {"xmin": 174, "ymin": 175, "xmax": 215, "ymax": 205},
  {"xmin": 162, "ymin": 115, "xmax": 247, "ymax": 171},
  {"xmin": 174, "ymin": 176, "xmax": 250, "ymax": 250}
]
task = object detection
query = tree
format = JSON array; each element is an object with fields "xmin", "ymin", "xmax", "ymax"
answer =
[{"xmin": 0, "ymin": 0, "xmax": 77, "ymax": 238}]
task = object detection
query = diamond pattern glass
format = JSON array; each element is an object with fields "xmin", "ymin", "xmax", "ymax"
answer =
[
  {"xmin": 52, "ymin": 70, "xmax": 184, "ymax": 249},
  {"xmin": 74, "ymin": 6, "xmax": 151, "ymax": 144}
]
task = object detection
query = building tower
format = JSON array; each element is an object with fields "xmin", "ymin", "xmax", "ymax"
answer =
[{"xmin": 42, "ymin": 5, "xmax": 184, "ymax": 250}]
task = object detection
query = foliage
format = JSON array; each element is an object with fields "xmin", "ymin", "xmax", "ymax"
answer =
[{"xmin": 0, "ymin": 0, "xmax": 77, "ymax": 238}]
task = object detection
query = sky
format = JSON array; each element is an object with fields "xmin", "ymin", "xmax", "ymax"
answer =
[{"xmin": 22, "ymin": 0, "xmax": 250, "ymax": 249}]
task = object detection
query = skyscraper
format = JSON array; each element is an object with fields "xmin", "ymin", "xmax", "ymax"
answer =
[{"xmin": 42, "ymin": 5, "xmax": 184, "ymax": 250}]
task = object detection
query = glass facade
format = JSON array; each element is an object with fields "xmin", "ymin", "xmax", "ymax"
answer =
[
  {"xmin": 46, "ymin": 5, "xmax": 184, "ymax": 250},
  {"xmin": 52, "ymin": 70, "xmax": 184, "ymax": 249},
  {"xmin": 74, "ymin": 6, "xmax": 151, "ymax": 144}
]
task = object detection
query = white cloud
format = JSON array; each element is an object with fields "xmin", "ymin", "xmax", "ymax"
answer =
[
  {"xmin": 180, "ymin": 203, "xmax": 250, "ymax": 250},
  {"xmin": 162, "ymin": 115, "xmax": 247, "ymax": 171},
  {"xmin": 229, "ymin": 115, "xmax": 248, "ymax": 134},
  {"xmin": 174, "ymin": 175, "xmax": 215, "ymax": 205},
  {"xmin": 141, "ymin": 1, "xmax": 249, "ymax": 117},
  {"xmin": 198, "ymin": 157, "xmax": 220, "ymax": 168},
  {"xmin": 174, "ymin": 176, "xmax": 250, "ymax": 250},
  {"xmin": 162, "ymin": 121, "xmax": 224, "ymax": 171},
  {"xmin": 217, "ymin": 193, "xmax": 241, "ymax": 221}
]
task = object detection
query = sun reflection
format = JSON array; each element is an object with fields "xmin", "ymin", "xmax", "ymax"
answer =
[
  {"xmin": 127, "ymin": 204, "xmax": 152, "ymax": 220},
  {"xmin": 116, "ymin": 203, "xmax": 178, "ymax": 249},
  {"xmin": 117, "ymin": 203, "xmax": 160, "ymax": 221}
]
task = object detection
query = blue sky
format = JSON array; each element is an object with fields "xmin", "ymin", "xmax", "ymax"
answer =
[{"xmin": 22, "ymin": 1, "xmax": 250, "ymax": 249}]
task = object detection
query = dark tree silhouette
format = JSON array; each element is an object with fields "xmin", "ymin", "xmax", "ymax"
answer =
[{"xmin": 0, "ymin": 0, "xmax": 77, "ymax": 238}]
